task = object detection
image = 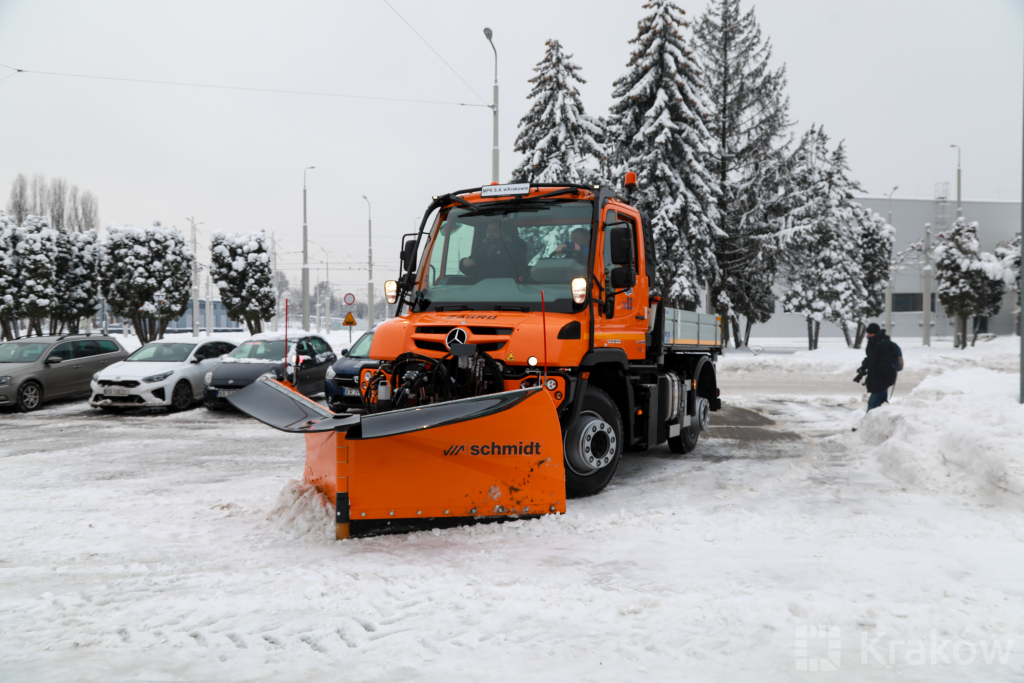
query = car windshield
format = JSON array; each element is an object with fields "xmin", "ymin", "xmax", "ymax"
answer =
[
  {"xmin": 414, "ymin": 199, "xmax": 592, "ymax": 313},
  {"xmin": 348, "ymin": 332, "xmax": 374, "ymax": 358},
  {"xmin": 125, "ymin": 343, "xmax": 196, "ymax": 363},
  {"xmin": 0, "ymin": 342, "xmax": 50, "ymax": 363},
  {"xmin": 229, "ymin": 340, "xmax": 286, "ymax": 361}
]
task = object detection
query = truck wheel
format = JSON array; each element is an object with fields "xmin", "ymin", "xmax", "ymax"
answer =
[
  {"xmin": 563, "ymin": 387, "xmax": 623, "ymax": 498},
  {"xmin": 668, "ymin": 397, "xmax": 709, "ymax": 454},
  {"xmin": 17, "ymin": 382, "xmax": 43, "ymax": 412}
]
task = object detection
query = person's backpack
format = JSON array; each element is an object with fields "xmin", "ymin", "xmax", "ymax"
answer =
[{"xmin": 891, "ymin": 341, "xmax": 903, "ymax": 372}]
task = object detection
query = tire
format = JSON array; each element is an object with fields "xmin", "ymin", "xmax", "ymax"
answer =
[
  {"xmin": 16, "ymin": 382, "xmax": 43, "ymax": 412},
  {"xmin": 169, "ymin": 380, "xmax": 194, "ymax": 412},
  {"xmin": 563, "ymin": 387, "xmax": 623, "ymax": 498},
  {"xmin": 667, "ymin": 395, "xmax": 709, "ymax": 455}
]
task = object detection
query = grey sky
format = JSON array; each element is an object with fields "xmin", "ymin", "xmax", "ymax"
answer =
[{"xmin": 0, "ymin": 0, "xmax": 1021, "ymax": 297}]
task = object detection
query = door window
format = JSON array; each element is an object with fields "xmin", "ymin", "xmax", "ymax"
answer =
[
  {"xmin": 194, "ymin": 344, "xmax": 219, "ymax": 361},
  {"xmin": 48, "ymin": 342, "xmax": 75, "ymax": 361},
  {"xmin": 602, "ymin": 211, "xmax": 639, "ymax": 277},
  {"xmin": 309, "ymin": 337, "xmax": 331, "ymax": 356},
  {"xmin": 97, "ymin": 340, "xmax": 120, "ymax": 354},
  {"xmin": 215, "ymin": 342, "xmax": 236, "ymax": 356},
  {"xmin": 73, "ymin": 340, "xmax": 103, "ymax": 357}
]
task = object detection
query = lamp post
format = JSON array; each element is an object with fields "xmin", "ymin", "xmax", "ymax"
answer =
[
  {"xmin": 362, "ymin": 195, "xmax": 374, "ymax": 329},
  {"xmin": 484, "ymin": 28, "xmax": 498, "ymax": 183},
  {"xmin": 950, "ymin": 144, "xmax": 962, "ymax": 219},
  {"xmin": 884, "ymin": 186, "xmax": 898, "ymax": 336},
  {"xmin": 186, "ymin": 217, "xmax": 204, "ymax": 337},
  {"xmin": 922, "ymin": 223, "xmax": 932, "ymax": 347},
  {"xmin": 302, "ymin": 166, "xmax": 316, "ymax": 331}
]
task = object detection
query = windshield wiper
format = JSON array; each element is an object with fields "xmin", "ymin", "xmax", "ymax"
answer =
[
  {"xmin": 494, "ymin": 305, "xmax": 530, "ymax": 312},
  {"xmin": 434, "ymin": 305, "xmax": 470, "ymax": 311}
]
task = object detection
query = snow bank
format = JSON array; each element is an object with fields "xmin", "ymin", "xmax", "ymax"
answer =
[
  {"xmin": 855, "ymin": 367, "xmax": 1024, "ymax": 505},
  {"xmin": 267, "ymin": 480, "xmax": 335, "ymax": 542}
]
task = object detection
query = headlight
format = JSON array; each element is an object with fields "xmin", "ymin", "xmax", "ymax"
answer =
[
  {"xmin": 0, "ymin": 376, "xmax": 11, "ymax": 387},
  {"xmin": 143, "ymin": 371, "xmax": 173, "ymax": 383},
  {"xmin": 571, "ymin": 277, "xmax": 587, "ymax": 304},
  {"xmin": 527, "ymin": 356, "xmax": 538, "ymax": 367},
  {"xmin": 385, "ymin": 280, "xmax": 398, "ymax": 304},
  {"xmin": 326, "ymin": 365, "xmax": 336, "ymax": 380},
  {"xmin": 204, "ymin": 371, "xmax": 214, "ymax": 386}
]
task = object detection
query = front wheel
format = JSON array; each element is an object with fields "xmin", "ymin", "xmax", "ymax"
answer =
[
  {"xmin": 564, "ymin": 387, "xmax": 623, "ymax": 498},
  {"xmin": 17, "ymin": 382, "xmax": 43, "ymax": 412},
  {"xmin": 170, "ymin": 380, "xmax": 194, "ymax": 411}
]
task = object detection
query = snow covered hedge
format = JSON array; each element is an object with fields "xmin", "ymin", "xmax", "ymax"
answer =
[
  {"xmin": 102, "ymin": 222, "xmax": 194, "ymax": 344},
  {"xmin": 210, "ymin": 230, "xmax": 275, "ymax": 335}
]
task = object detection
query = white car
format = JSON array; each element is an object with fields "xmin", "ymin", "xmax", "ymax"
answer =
[{"xmin": 89, "ymin": 338, "xmax": 237, "ymax": 411}]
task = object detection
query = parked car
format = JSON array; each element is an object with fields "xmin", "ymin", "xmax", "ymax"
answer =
[
  {"xmin": 89, "ymin": 338, "xmax": 237, "ymax": 412},
  {"xmin": 0, "ymin": 334, "xmax": 129, "ymax": 411},
  {"xmin": 203, "ymin": 333, "xmax": 335, "ymax": 410},
  {"xmin": 325, "ymin": 326, "xmax": 380, "ymax": 412}
]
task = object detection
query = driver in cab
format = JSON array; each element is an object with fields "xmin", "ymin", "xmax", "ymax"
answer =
[
  {"xmin": 459, "ymin": 220, "xmax": 527, "ymax": 282},
  {"xmin": 554, "ymin": 227, "xmax": 590, "ymax": 264}
]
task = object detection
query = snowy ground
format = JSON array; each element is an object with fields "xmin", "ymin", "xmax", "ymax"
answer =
[{"xmin": 1, "ymin": 337, "xmax": 1023, "ymax": 681}]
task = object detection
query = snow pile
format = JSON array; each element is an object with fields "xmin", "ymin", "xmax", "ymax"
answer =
[
  {"xmin": 267, "ymin": 480, "xmax": 335, "ymax": 543},
  {"xmin": 855, "ymin": 368, "xmax": 1024, "ymax": 504}
]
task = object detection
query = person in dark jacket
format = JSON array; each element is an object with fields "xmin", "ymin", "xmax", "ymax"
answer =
[
  {"xmin": 459, "ymin": 221, "xmax": 527, "ymax": 282},
  {"xmin": 855, "ymin": 322, "xmax": 897, "ymax": 411}
]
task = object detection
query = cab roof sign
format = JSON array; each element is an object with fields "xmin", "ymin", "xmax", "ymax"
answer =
[{"xmin": 480, "ymin": 183, "xmax": 530, "ymax": 197}]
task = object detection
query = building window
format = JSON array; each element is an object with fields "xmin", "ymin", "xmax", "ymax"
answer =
[{"xmin": 892, "ymin": 293, "xmax": 936, "ymax": 313}]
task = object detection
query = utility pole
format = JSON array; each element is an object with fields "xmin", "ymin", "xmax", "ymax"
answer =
[
  {"xmin": 302, "ymin": 166, "xmax": 316, "ymax": 331},
  {"xmin": 922, "ymin": 223, "xmax": 932, "ymax": 347},
  {"xmin": 884, "ymin": 186, "xmax": 898, "ymax": 336},
  {"xmin": 206, "ymin": 269, "xmax": 213, "ymax": 336},
  {"xmin": 484, "ymin": 28, "xmax": 499, "ymax": 183},
  {"xmin": 186, "ymin": 216, "xmax": 202, "ymax": 337},
  {"xmin": 950, "ymin": 145, "xmax": 962, "ymax": 219},
  {"xmin": 271, "ymin": 232, "xmax": 279, "ymax": 332},
  {"xmin": 1019, "ymin": 53, "xmax": 1023, "ymax": 404},
  {"xmin": 362, "ymin": 195, "xmax": 375, "ymax": 329}
]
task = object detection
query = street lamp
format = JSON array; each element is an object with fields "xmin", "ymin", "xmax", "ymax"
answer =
[
  {"xmin": 884, "ymin": 186, "xmax": 898, "ymax": 336},
  {"xmin": 186, "ymin": 216, "xmax": 204, "ymax": 337},
  {"xmin": 950, "ymin": 144, "xmax": 962, "ymax": 219},
  {"xmin": 484, "ymin": 28, "xmax": 498, "ymax": 183},
  {"xmin": 302, "ymin": 166, "xmax": 315, "ymax": 331},
  {"xmin": 362, "ymin": 195, "xmax": 374, "ymax": 329}
]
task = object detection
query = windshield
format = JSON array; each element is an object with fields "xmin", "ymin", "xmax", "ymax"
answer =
[
  {"xmin": 414, "ymin": 200, "xmax": 592, "ymax": 313},
  {"xmin": 125, "ymin": 343, "xmax": 196, "ymax": 363},
  {"xmin": 229, "ymin": 340, "xmax": 286, "ymax": 361},
  {"xmin": 348, "ymin": 332, "xmax": 374, "ymax": 358},
  {"xmin": 0, "ymin": 342, "xmax": 49, "ymax": 363}
]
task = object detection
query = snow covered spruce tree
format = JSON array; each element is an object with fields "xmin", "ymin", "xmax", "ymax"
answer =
[
  {"xmin": 695, "ymin": 0, "xmax": 791, "ymax": 346},
  {"xmin": 0, "ymin": 212, "xmax": 20, "ymax": 340},
  {"xmin": 994, "ymin": 235, "xmax": 1021, "ymax": 296},
  {"xmin": 15, "ymin": 215, "xmax": 59, "ymax": 337},
  {"xmin": 777, "ymin": 126, "xmax": 867, "ymax": 350},
  {"xmin": 609, "ymin": 0, "xmax": 720, "ymax": 310},
  {"xmin": 210, "ymin": 231, "xmax": 276, "ymax": 334},
  {"xmin": 102, "ymin": 222, "xmax": 194, "ymax": 344},
  {"xmin": 934, "ymin": 218, "xmax": 1005, "ymax": 348},
  {"xmin": 511, "ymin": 40, "xmax": 604, "ymax": 185},
  {"xmin": 850, "ymin": 208, "xmax": 895, "ymax": 348},
  {"xmin": 50, "ymin": 228, "xmax": 101, "ymax": 334}
]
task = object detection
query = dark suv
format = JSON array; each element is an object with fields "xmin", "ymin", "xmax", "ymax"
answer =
[{"xmin": 0, "ymin": 335, "xmax": 129, "ymax": 411}]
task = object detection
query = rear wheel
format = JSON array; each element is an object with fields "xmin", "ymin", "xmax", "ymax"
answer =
[
  {"xmin": 564, "ymin": 388, "xmax": 623, "ymax": 498},
  {"xmin": 16, "ymin": 382, "xmax": 43, "ymax": 412},
  {"xmin": 668, "ymin": 396, "xmax": 709, "ymax": 454},
  {"xmin": 170, "ymin": 380, "xmax": 193, "ymax": 411}
]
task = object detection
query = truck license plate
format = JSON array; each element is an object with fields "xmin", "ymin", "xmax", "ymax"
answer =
[
  {"xmin": 217, "ymin": 389, "xmax": 238, "ymax": 398},
  {"xmin": 103, "ymin": 388, "xmax": 129, "ymax": 397},
  {"xmin": 344, "ymin": 387, "xmax": 361, "ymax": 397}
]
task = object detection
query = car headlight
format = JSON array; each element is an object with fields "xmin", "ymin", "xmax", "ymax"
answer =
[
  {"xmin": 0, "ymin": 376, "xmax": 11, "ymax": 387},
  {"xmin": 143, "ymin": 371, "xmax": 174, "ymax": 383},
  {"xmin": 326, "ymin": 365, "xmax": 336, "ymax": 380},
  {"xmin": 204, "ymin": 371, "xmax": 214, "ymax": 386}
]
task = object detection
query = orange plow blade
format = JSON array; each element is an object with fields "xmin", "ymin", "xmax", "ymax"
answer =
[{"xmin": 230, "ymin": 380, "xmax": 566, "ymax": 538}]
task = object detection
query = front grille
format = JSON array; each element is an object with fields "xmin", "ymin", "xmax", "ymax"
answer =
[
  {"xmin": 98, "ymin": 380, "xmax": 140, "ymax": 388},
  {"xmin": 414, "ymin": 339, "xmax": 448, "ymax": 353},
  {"xmin": 477, "ymin": 342, "xmax": 505, "ymax": 352},
  {"xmin": 94, "ymin": 394, "xmax": 144, "ymax": 404},
  {"xmin": 333, "ymin": 376, "xmax": 355, "ymax": 387},
  {"xmin": 415, "ymin": 325, "xmax": 513, "ymax": 336},
  {"xmin": 416, "ymin": 326, "xmax": 452, "ymax": 335}
]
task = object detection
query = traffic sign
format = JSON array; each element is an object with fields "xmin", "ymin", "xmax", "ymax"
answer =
[
  {"xmin": 343, "ymin": 312, "xmax": 357, "ymax": 326},
  {"xmin": 343, "ymin": 292, "xmax": 356, "ymax": 306}
]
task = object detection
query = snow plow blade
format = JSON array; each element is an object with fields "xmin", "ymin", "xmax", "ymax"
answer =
[{"xmin": 229, "ymin": 379, "xmax": 566, "ymax": 538}]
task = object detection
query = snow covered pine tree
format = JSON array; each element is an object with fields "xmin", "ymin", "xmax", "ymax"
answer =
[
  {"xmin": 850, "ymin": 208, "xmax": 895, "ymax": 348},
  {"xmin": 695, "ymin": 0, "xmax": 791, "ymax": 347},
  {"xmin": 0, "ymin": 212, "xmax": 20, "ymax": 340},
  {"xmin": 15, "ymin": 215, "xmax": 59, "ymax": 337},
  {"xmin": 102, "ymin": 222, "xmax": 194, "ymax": 344},
  {"xmin": 50, "ymin": 228, "xmax": 101, "ymax": 334},
  {"xmin": 210, "ymin": 231, "xmax": 276, "ymax": 335},
  {"xmin": 778, "ymin": 126, "xmax": 868, "ymax": 350},
  {"xmin": 934, "ymin": 217, "xmax": 1006, "ymax": 348},
  {"xmin": 609, "ymin": 0, "xmax": 720, "ymax": 310}
]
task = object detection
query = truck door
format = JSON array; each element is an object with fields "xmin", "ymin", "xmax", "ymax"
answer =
[{"xmin": 597, "ymin": 209, "xmax": 648, "ymax": 360}]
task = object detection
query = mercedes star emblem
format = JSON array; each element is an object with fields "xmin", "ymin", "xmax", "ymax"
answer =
[{"xmin": 445, "ymin": 327, "xmax": 468, "ymax": 350}]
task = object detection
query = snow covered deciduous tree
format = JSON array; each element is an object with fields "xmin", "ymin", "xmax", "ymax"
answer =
[
  {"xmin": 695, "ymin": 0, "xmax": 791, "ymax": 345},
  {"xmin": 994, "ymin": 235, "xmax": 1021, "ymax": 295},
  {"xmin": 934, "ymin": 218, "xmax": 1006, "ymax": 348},
  {"xmin": 102, "ymin": 222, "xmax": 194, "ymax": 344},
  {"xmin": 7, "ymin": 174, "xmax": 29, "ymax": 226},
  {"xmin": 610, "ymin": 0, "xmax": 720, "ymax": 310},
  {"xmin": 511, "ymin": 40, "xmax": 604, "ymax": 185},
  {"xmin": 16, "ymin": 216, "xmax": 59, "ymax": 337},
  {"xmin": 0, "ymin": 212, "xmax": 20, "ymax": 340},
  {"xmin": 777, "ymin": 126, "xmax": 867, "ymax": 350},
  {"xmin": 210, "ymin": 231, "xmax": 276, "ymax": 334},
  {"xmin": 851, "ymin": 208, "xmax": 895, "ymax": 348},
  {"xmin": 50, "ymin": 229, "xmax": 101, "ymax": 334}
]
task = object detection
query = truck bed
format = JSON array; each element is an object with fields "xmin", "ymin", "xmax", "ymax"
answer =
[{"xmin": 662, "ymin": 308, "xmax": 722, "ymax": 351}]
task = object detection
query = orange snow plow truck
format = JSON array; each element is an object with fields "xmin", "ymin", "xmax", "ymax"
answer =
[{"xmin": 230, "ymin": 179, "xmax": 722, "ymax": 538}]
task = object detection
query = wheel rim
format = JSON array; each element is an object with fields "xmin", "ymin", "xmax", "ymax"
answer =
[
  {"xmin": 20, "ymin": 384, "xmax": 40, "ymax": 409},
  {"xmin": 696, "ymin": 397, "xmax": 710, "ymax": 431},
  {"xmin": 172, "ymin": 382, "xmax": 191, "ymax": 409},
  {"xmin": 564, "ymin": 409, "xmax": 617, "ymax": 476}
]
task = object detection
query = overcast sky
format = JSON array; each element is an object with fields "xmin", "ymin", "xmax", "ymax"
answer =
[{"xmin": 0, "ymin": 0, "xmax": 1021, "ymax": 297}]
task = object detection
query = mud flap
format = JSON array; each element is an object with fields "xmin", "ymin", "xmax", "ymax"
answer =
[{"xmin": 229, "ymin": 379, "xmax": 566, "ymax": 538}]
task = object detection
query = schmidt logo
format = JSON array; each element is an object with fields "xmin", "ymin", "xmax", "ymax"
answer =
[{"xmin": 443, "ymin": 441, "xmax": 543, "ymax": 456}]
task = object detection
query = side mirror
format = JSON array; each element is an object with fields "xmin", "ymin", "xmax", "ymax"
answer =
[
  {"xmin": 45, "ymin": 356, "xmax": 63, "ymax": 364},
  {"xmin": 401, "ymin": 239, "xmax": 417, "ymax": 272},
  {"xmin": 190, "ymin": 357, "xmax": 201, "ymax": 364},
  {"xmin": 609, "ymin": 226, "xmax": 633, "ymax": 265},
  {"xmin": 341, "ymin": 349, "xmax": 349, "ymax": 356},
  {"xmin": 610, "ymin": 266, "xmax": 636, "ymax": 290}
]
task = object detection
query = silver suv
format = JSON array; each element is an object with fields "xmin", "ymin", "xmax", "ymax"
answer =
[{"xmin": 0, "ymin": 335, "xmax": 129, "ymax": 411}]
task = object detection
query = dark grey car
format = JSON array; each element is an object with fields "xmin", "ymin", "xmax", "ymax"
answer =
[{"xmin": 0, "ymin": 335, "xmax": 129, "ymax": 411}]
